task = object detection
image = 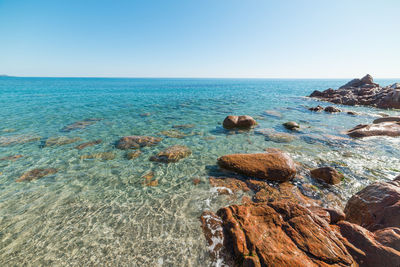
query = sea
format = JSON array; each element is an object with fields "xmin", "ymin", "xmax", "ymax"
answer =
[{"xmin": 0, "ymin": 77, "xmax": 399, "ymax": 266}]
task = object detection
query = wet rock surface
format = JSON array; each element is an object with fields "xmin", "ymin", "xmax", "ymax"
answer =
[
  {"xmin": 310, "ymin": 166, "xmax": 344, "ymax": 185},
  {"xmin": 17, "ymin": 168, "xmax": 58, "ymax": 182},
  {"xmin": 324, "ymin": 106, "xmax": 341, "ymax": 113},
  {"xmin": 217, "ymin": 151, "xmax": 297, "ymax": 182},
  {"xmin": 149, "ymin": 145, "xmax": 191, "ymax": 163},
  {"xmin": 61, "ymin": 118, "xmax": 102, "ymax": 132},
  {"xmin": 116, "ymin": 136, "xmax": 162, "ymax": 149},
  {"xmin": 309, "ymin": 74, "xmax": 400, "ymax": 109},
  {"xmin": 222, "ymin": 115, "xmax": 257, "ymax": 129},
  {"xmin": 346, "ymin": 122, "xmax": 400, "ymax": 138},
  {"xmin": 75, "ymin": 139, "xmax": 102, "ymax": 150},
  {"xmin": 283, "ymin": 121, "xmax": 300, "ymax": 130}
]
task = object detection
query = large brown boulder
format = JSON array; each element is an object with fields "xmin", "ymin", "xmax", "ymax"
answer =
[
  {"xmin": 222, "ymin": 115, "xmax": 257, "ymax": 129},
  {"xmin": 310, "ymin": 167, "xmax": 344, "ymax": 185},
  {"xmin": 217, "ymin": 151, "xmax": 296, "ymax": 182},
  {"xmin": 116, "ymin": 136, "xmax": 162, "ymax": 149},
  {"xmin": 344, "ymin": 179, "xmax": 400, "ymax": 231},
  {"xmin": 345, "ymin": 122, "xmax": 400, "ymax": 138},
  {"xmin": 215, "ymin": 202, "xmax": 354, "ymax": 266}
]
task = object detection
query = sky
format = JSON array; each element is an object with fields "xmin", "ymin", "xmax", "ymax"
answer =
[{"xmin": 0, "ymin": 0, "xmax": 399, "ymax": 78}]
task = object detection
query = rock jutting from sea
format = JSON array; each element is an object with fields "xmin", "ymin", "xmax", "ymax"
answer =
[{"xmin": 309, "ymin": 74, "xmax": 400, "ymax": 109}]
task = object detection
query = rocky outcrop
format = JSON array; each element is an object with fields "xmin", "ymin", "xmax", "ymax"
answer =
[
  {"xmin": 116, "ymin": 136, "xmax": 162, "ymax": 149},
  {"xmin": 149, "ymin": 145, "xmax": 191, "ymax": 163},
  {"xmin": 344, "ymin": 179, "xmax": 400, "ymax": 231},
  {"xmin": 346, "ymin": 122, "xmax": 400, "ymax": 138},
  {"xmin": 310, "ymin": 167, "xmax": 344, "ymax": 185},
  {"xmin": 75, "ymin": 139, "xmax": 102, "ymax": 150},
  {"xmin": 309, "ymin": 74, "xmax": 400, "ymax": 109},
  {"xmin": 61, "ymin": 118, "xmax": 102, "ymax": 132},
  {"xmin": 217, "ymin": 151, "xmax": 296, "ymax": 182},
  {"xmin": 222, "ymin": 115, "xmax": 257, "ymax": 129},
  {"xmin": 17, "ymin": 168, "xmax": 57, "ymax": 182}
]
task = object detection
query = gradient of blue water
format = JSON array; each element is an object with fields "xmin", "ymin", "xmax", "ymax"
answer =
[{"xmin": 0, "ymin": 77, "xmax": 399, "ymax": 266}]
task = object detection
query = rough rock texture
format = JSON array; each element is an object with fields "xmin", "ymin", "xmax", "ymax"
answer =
[
  {"xmin": 217, "ymin": 151, "xmax": 296, "ymax": 182},
  {"xmin": 344, "ymin": 179, "xmax": 400, "ymax": 231},
  {"xmin": 283, "ymin": 121, "xmax": 300, "ymax": 130},
  {"xmin": 217, "ymin": 202, "xmax": 354, "ymax": 266},
  {"xmin": 309, "ymin": 74, "xmax": 400, "ymax": 109},
  {"xmin": 116, "ymin": 136, "xmax": 162, "ymax": 149},
  {"xmin": 149, "ymin": 145, "xmax": 191, "ymax": 163},
  {"xmin": 373, "ymin": 116, "xmax": 400, "ymax": 124},
  {"xmin": 346, "ymin": 122, "xmax": 400, "ymax": 138},
  {"xmin": 44, "ymin": 136, "xmax": 82, "ymax": 147},
  {"xmin": 325, "ymin": 106, "xmax": 342, "ymax": 113},
  {"xmin": 222, "ymin": 115, "xmax": 257, "ymax": 129},
  {"xmin": 310, "ymin": 167, "xmax": 344, "ymax": 185},
  {"xmin": 75, "ymin": 139, "xmax": 102, "ymax": 150},
  {"xmin": 126, "ymin": 150, "xmax": 141, "ymax": 159},
  {"xmin": 80, "ymin": 152, "xmax": 116, "ymax": 160},
  {"xmin": 255, "ymin": 128, "xmax": 296, "ymax": 143},
  {"xmin": 309, "ymin": 105, "xmax": 324, "ymax": 112},
  {"xmin": 17, "ymin": 168, "xmax": 57, "ymax": 182},
  {"xmin": 0, "ymin": 135, "xmax": 41, "ymax": 146},
  {"xmin": 61, "ymin": 118, "xmax": 101, "ymax": 132}
]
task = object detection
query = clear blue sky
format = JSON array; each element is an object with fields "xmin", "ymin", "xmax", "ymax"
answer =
[{"xmin": 0, "ymin": 0, "xmax": 399, "ymax": 78}]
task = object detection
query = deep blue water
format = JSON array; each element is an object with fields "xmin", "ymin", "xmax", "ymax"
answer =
[{"xmin": 0, "ymin": 77, "xmax": 399, "ymax": 266}]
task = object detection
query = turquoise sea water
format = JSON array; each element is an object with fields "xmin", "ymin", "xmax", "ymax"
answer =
[{"xmin": 1, "ymin": 77, "xmax": 399, "ymax": 266}]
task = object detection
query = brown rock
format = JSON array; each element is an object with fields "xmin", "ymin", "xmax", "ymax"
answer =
[
  {"xmin": 222, "ymin": 115, "xmax": 257, "ymax": 129},
  {"xmin": 149, "ymin": 145, "xmax": 191, "ymax": 163},
  {"xmin": 17, "ymin": 168, "xmax": 57, "ymax": 182},
  {"xmin": 75, "ymin": 139, "xmax": 102, "ymax": 150},
  {"xmin": 80, "ymin": 152, "xmax": 115, "ymax": 160},
  {"xmin": 116, "ymin": 136, "xmax": 162, "ymax": 149},
  {"xmin": 217, "ymin": 202, "xmax": 354, "ymax": 266},
  {"xmin": 45, "ymin": 136, "xmax": 82, "ymax": 147},
  {"xmin": 283, "ymin": 121, "xmax": 300, "ymax": 130},
  {"xmin": 324, "ymin": 106, "xmax": 342, "ymax": 113},
  {"xmin": 217, "ymin": 151, "xmax": 296, "ymax": 182},
  {"xmin": 126, "ymin": 150, "xmax": 141, "ymax": 159},
  {"xmin": 346, "ymin": 122, "xmax": 400, "ymax": 138},
  {"xmin": 0, "ymin": 135, "xmax": 41, "ymax": 146},
  {"xmin": 209, "ymin": 177, "xmax": 250, "ymax": 195},
  {"xmin": 310, "ymin": 167, "xmax": 344, "ymax": 185},
  {"xmin": 192, "ymin": 178, "xmax": 201, "ymax": 185},
  {"xmin": 344, "ymin": 180, "xmax": 400, "ymax": 231}
]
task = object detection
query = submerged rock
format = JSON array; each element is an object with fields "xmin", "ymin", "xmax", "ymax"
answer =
[
  {"xmin": 0, "ymin": 135, "xmax": 41, "ymax": 146},
  {"xmin": 61, "ymin": 118, "xmax": 101, "ymax": 132},
  {"xmin": 159, "ymin": 129, "xmax": 187, "ymax": 138},
  {"xmin": 75, "ymin": 139, "xmax": 102, "ymax": 150},
  {"xmin": 346, "ymin": 122, "xmax": 400, "ymax": 138},
  {"xmin": 116, "ymin": 136, "xmax": 162, "ymax": 149},
  {"xmin": 0, "ymin": 154, "xmax": 23, "ymax": 161},
  {"xmin": 283, "ymin": 121, "xmax": 300, "ymax": 130},
  {"xmin": 126, "ymin": 150, "xmax": 141, "ymax": 159},
  {"xmin": 222, "ymin": 115, "xmax": 257, "ymax": 129},
  {"xmin": 17, "ymin": 168, "xmax": 57, "ymax": 182},
  {"xmin": 149, "ymin": 145, "xmax": 191, "ymax": 163},
  {"xmin": 80, "ymin": 152, "xmax": 116, "ymax": 160},
  {"xmin": 44, "ymin": 136, "xmax": 82, "ymax": 147},
  {"xmin": 263, "ymin": 110, "xmax": 283, "ymax": 118},
  {"xmin": 142, "ymin": 171, "xmax": 158, "ymax": 186},
  {"xmin": 172, "ymin": 124, "xmax": 195, "ymax": 129},
  {"xmin": 309, "ymin": 74, "xmax": 400, "ymax": 109},
  {"xmin": 217, "ymin": 151, "xmax": 296, "ymax": 182},
  {"xmin": 310, "ymin": 167, "xmax": 344, "ymax": 185},
  {"xmin": 256, "ymin": 128, "xmax": 296, "ymax": 143}
]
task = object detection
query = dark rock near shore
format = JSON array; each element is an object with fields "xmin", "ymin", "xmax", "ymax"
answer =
[
  {"xmin": 116, "ymin": 136, "xmax": 162, "ymax": 149},
  {"xmin": 309, "ymin": 74, "xmax": 400, "ymax": 109},
  {"xmin": 17, "ymin": 168, "xmax": 57, "ymax": 182},
  {"xmin": 222, "ymin": 115, "xmax": 257, "ymax": 129},
  {"xmin": 324, "ymin": 106, "xmax": 341, "ymax": 113},
  {"xmin": 217, "ymin": 151, "xmax": 296, "ymax": 182},
  {"xmin": 309, "ymin": 105, "xmax": 324, "ymax": 112},
  {"xmin": 373, "ymin": 116, "xmax": 400, "ymax": 124},
  {"xmin": 149, "ymin": 145, "xmax": 191, "ymax": 163},
  {"xmin": 283, "ymin": 121, "xmax": 300, "ymax": 130},
  {"xmin": 310, "ymin": 167, "xmax": 344, "ymax": 185}
]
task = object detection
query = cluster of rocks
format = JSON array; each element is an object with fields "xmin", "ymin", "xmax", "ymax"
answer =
[
  {"xmin": 201, "ymin": 150, "xmax": 400, "ymax": 266},
  {"xmin": 309, "ymin": 74, "xmax": 400, "ymax": 109}
]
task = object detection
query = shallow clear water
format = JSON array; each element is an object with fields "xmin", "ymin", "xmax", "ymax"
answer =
[{"xmin": 0, "ymin": 77, "xmax": 399, "ymax": 266}]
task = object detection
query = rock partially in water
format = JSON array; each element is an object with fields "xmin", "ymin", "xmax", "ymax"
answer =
[
  {"xmin": 309, "ymin": 74, "xmax": 400, "ymax": 109},
  {"xmin": 346, "ymin": 111, "xmax": 358, "ymax": 116},
  {"xmin": 0, "ymin": 135, "xmax": 41, "ymax": 146},
  {"xmin": 61, "ymin": 118, "xmax": 102, "ymax": 132},
  {"xmin": 324, "ymin": 106, "xmax": 341, "ymax": 113},
  {"xmin": 310, "ymin": 167, "xmax": 344, "ymax": 185},
  {"xmin": 17, "ymin": 168, "xmax": 58, "ymax": 182},
  {"xmin": 126, "ymin": 150, "xmax": 141, "ymax": 159},
  {"xmin": 222, "ymin": 115, "xmax": 257, "ymax": 129},
  {"xmin": 44, "ymin": 136, "xmax": 82, "ymax": 147},
  {"xmin": 217, "ymin": 151, "xmax": 296, "ymax": 182},
  {"xmin": 283, "ymin": 121, "xmax": 299, "ymax": 130},
  {"xmin": 216, "ymin": 201, "xmax": 354, "ymax": 266},
  {"xmin": 149, "ymin": 145, "xmax": 191, "ymax": 163},
  {"xmin": 346, "ymin": 122, "xmax": 400, "ymax": 138},
  {"xmin": 75, "ymin": 139, "xmax": 102, "ymax": 150},
  {"xmin": 0, "ymin": 154, "xmax": 23, "ymax": 161},
  {"xmin": 344, "ymin": 179, "xmax": 400, "ymax": 231},
  {"xmin": 80, "ymin": 152, "xmax": 116, "ymax": 160},
  {"xmin": 116, "ymin": 136, "xmax": 162, "ymax": 149},
  {"xmin": 373, "ymin": 116, "xmax": 400, "ymax": 124},
  {"xmin": 308, "ymin": 105, "xmax": 324, "ymax": 112}
]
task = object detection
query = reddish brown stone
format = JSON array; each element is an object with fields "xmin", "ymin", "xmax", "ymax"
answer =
[
  {"xmin": 17, "ymin": 168, "xmax": 58, "ymax": 182},
  {"xmin": 346, "ymin": 122, "xmax": 400, "ymax": 138},
  {"xmin": 310, "ymin": 167, "xmax": 344, "ymax": 185},
  {"xmin": 75, "ymin": 139, "xmax": 102, "ymax": 150},
  {"xmin": 116, "ymin": 136, "xmax": 162, "ymax": 149},
  {"xmin": 222, "ymin": 115, "xmax": 257, "ymax": 129}
]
